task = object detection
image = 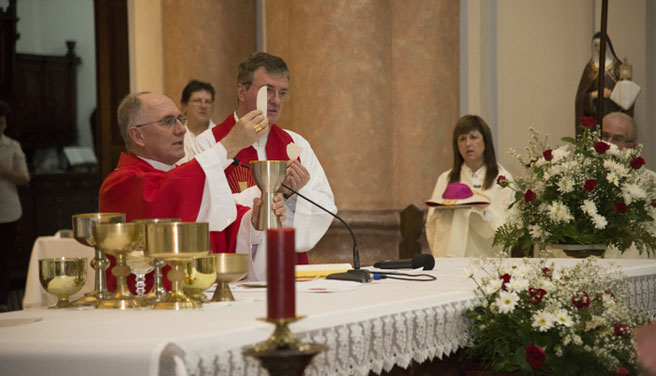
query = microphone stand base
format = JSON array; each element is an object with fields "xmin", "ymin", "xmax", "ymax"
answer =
[{"xmin": 325, "ymin": 269, "xmax": 371, "ymax": 283}]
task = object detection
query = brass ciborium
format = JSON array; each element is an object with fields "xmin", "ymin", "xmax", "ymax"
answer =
[
  {"xmin": 93, "ymin": 222, "xmax": 144, "ymax": 309},
  {"xmin": 251, "ymin": 161, "xmax": 287, "ymax": 229},
  {"xmin": 71, "ymin": 212, "xmax": 126, "ymax": 306},
  {"xmin": 145, "ymin": 222, "xmax": 210, "ymax": 310},
  {"xmin": 183, "ymin": 255, "xmax": 218, "ymax": 302},
  {"xmin": 39, "ymin": 257, "xmax": 88, "ymax": 309},
  {"xmin": 131, "ymin": 218, "xmax": 181, "ymax": 302},
  {"xmin": 211, "ymin": 253, "xmax": 248, "ymax": 302}
]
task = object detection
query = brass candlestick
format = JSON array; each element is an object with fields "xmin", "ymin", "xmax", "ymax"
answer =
[
  {"xmin": 93, "ymin": 222, "xmax": 144, "ymax": 309},
  {"xmin": 243, "ymin": 316, "xmax": 327, "ymax": 376},
  {"xmin": 71, "ymin": 212, "xmax": 125, "ymax": 306},
  {"xmin": 251, "ymin": 160, "xmax": 287, "ymax": 229},
  {"xmin": 145, "ymin": 222, "xmax": 210, "ymax": 310}
]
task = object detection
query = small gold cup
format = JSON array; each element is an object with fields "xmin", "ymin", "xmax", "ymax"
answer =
[
  {"xmin": 183, "ymin": 255, "xmax": 218, "ymax": 302},
  {"xmin": 145, "ymin": 222, "xmax": 210, "ymax": 310},
  {"xmin": 93, "ymin": 222, "xmax": 144, "ymax": 309},
  {"xmin": 39, "ymin": 257, "xmax": 88, "ymax": 309},
  {"xmin": 71, "ymin": 212, "xmax": 125, "ymax": 306},
  {"xmin": 211, "ymin": 253, "xmax": 249, "ymax": 302}
]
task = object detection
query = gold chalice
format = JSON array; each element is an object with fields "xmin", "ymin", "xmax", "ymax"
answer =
[
  {"xmin": 251, "ymin": 160, "xmax": 287, "ymax": 229},
  {"xmin": 211, "ymin": 253, "xmax": 249, "ymax": 302},
  {"xmin": 71, "ymin": 212, "xmax": 125, "ymax": 306},
  {"xmin": 39, "ymin": 257, "xmax": 87, "ymax": 309},
  {"xmin": 131, "ymin": 218, "xmax": 181, "ymax": 301},
  {"xmin": 145, "ymin": 222, "xmax": 210, "ymax": 310},
  {"xmin": 93, "ymin": 222, "xmax": 144, "ymax": 309},
  {"xmin": 183, "ymin": 255, "xmax": 218, "ymax": 302}
]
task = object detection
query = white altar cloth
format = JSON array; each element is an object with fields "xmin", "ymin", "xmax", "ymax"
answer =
[{"xmin": 1, "ymin": 258, "xmax": 655, "ymax": 376}]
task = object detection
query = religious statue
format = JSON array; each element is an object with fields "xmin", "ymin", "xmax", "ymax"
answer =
[{"xmin": 574, "ymin": 32, "xmax": 633, "ymax": 137}]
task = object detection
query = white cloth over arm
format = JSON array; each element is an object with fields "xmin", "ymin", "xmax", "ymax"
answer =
[{"xmin": 425, "ymin": 165, "xmax": 514, "ymax": 257}]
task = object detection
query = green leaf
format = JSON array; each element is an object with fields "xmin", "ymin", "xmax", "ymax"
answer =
[{"xmin": 561, "ymin": 136, "xmax": 576, "ymax": 144}]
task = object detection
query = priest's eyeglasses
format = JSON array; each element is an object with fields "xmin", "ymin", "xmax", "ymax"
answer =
[
  {"xmin": 246, "ymin": 83, "xmax": 289, "ymax": 102},
  {"xmin": 133, "ymin": 114, "xmax": 187, "ymax": 128}
]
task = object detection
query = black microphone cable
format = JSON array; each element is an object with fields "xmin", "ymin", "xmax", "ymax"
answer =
[{"xmin": 372, "ymin": 271, "xmax": 437, "ymax": 282}]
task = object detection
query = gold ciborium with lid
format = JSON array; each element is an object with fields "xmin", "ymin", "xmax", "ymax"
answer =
[
  {"xmin": 145, "ymin": 222, "xmax": 210, "ymax": 310},
  {"xmin": 93, "ymin": 222, "xmax": 144, "ymax": 309},
  {"xmin": 71, "ymin": 212, "xmax": 125, "ymax": 306}
]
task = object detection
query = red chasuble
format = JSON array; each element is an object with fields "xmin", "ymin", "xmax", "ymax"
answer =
[
  {"xmin": 212, "ymin": 114, "xmax": 308, "ymax": 265},
  {"xmin": 98, "ymin": 152, "xmax": 249, "ymax": 293}
]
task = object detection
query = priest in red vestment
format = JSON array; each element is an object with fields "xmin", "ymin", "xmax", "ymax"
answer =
[
  {"xmin": 99, "ymin": 92, "xmax": 284, "ymax": 292},
  {"xmin": 191, "ymin": 53, "xmax": 336, "ymax": 280}
]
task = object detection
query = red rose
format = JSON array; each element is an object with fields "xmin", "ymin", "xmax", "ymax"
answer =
[
  {"xmin": 614, "ymin": 202, "xmax": 628, "ymax": 214},
  {"xmin": 583, "ymin": 179, "xmax": 597, "ymax": 192},
  {"xmin": 580, "ymin": 116, "xmax": 597, "ymax": 127},
  {"xmin": 500, "ymin": 273, "xmax": 511, "ymax": 291},
  {"xmin": 652, "ymin": 199, "xmax": 656, "ymax": 208},
  {"xmin": 528, "ymin": 288, "xmax": 547, "ymax": 305},
  {"xmin": 572, "ymin": 291, "xmax": 590, "ymax": 308},
  {"xmin": 614, "ymin": 323, "xmax": 630, "ymax": 336},
  {"xmin": 616, "ymin": 367, "xmax": 630, "ymax": 376},
  {"xmin": 630, "ymin": 157, "xmax": 646, "ymax": 170},
  {"xmin": 543, "ymin": 149, "xmax": 553, "ymax": 161},
  {"xmin": 542, "ymin": 267, "xmax": 552, "ymax": 278},
  {"xmin": 525, "ymin": 345, "xmax": 546, "ymax": 370},
  {"xmin": 497, "ymin": 175, "xmax": 508, "ymax": 188},
  {"xmin": 524, "ymin": 189, "xmax": 537, "ymax": 203},
  {"xmin": 594, "ymin": 141, "xmax": 611, "ymax": 154}
]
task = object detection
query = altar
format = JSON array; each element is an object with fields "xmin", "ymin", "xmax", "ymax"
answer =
[{"xmin": 1, "ymin": 258, "xmax": 655, "ymax": 376}]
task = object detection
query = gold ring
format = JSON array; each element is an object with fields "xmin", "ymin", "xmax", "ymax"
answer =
[{"xmin": 254, "ymin": 123, "xmax": 262, "ymax": 132}]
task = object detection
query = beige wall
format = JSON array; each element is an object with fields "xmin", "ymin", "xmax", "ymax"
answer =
[
  {"xmin": 128, "ymin": 0, "xmax": 164, "ymax": 94},
  {"xmin": 266, "ymin": 0, "xmax": 459, "ymax": 210},
  {"xmin": 464, "ymin": 0, "xmax": 653, "ymax": 178}
]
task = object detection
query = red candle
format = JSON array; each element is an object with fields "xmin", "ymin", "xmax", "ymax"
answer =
[{"xmin": 266, "ymin": 227, "xmax": 296, "ymax": 319}]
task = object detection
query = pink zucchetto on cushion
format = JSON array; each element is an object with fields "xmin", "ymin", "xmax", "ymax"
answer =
[{"xmin": 426, "ymin": 182, "xmax": 490, "ymax": 207}]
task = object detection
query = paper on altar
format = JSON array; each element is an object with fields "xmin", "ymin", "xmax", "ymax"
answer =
[{"xmin": 611, "ymin": 80, "xmax": 641, "ymax": 110}]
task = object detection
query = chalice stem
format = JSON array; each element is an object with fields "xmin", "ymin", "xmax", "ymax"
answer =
[{"xmin": 89, "ymin": 247, "xmax": 110, "ymax": 299}]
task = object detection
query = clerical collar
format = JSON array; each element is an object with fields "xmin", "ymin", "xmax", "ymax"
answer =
[
  {"xmin": 137, "ymin": 155, "xmax": 175, "ymax": 172},
  {"xmin": 233, "ymin": 111, "xmax": 269, "ymax": 148}
]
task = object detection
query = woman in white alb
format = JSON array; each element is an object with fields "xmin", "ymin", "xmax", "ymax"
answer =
[
  {"xmin": 425, "ymin": 115, "xmax": 513, "ymax": 258},
  {"xmin": 177, "ymin": 80, "xmax": 217, "ymax": 164},
  {"xmin": 0, "ymin": 100, "xmax": 30, "ymax": 309}
]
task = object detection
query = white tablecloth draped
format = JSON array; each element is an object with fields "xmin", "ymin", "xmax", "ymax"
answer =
[{"xmin": 2, "ymin": 258, "xmax": 655, "ymax": 376}]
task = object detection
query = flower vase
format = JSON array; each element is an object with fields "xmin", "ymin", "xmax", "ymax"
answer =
[{"xmin": 553, "ymin": 244, "xmax": 606, "ymax": 258}]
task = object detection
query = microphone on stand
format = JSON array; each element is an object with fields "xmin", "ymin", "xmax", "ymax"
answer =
[{"xmin": 232, "ymin": 159, "xmax": 371, "ymax": 283}]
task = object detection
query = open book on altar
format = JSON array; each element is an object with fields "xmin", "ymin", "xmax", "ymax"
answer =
[{"xmin": 295, "ymin": 263, "xmax": 352, "ymax": 280}]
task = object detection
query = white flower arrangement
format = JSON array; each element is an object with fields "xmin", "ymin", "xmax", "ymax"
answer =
[
  {"xmin": 494, "ymin": 119, "xmax": 656, "ymax": 256},
  {"xmin": 465, "ymin": 257, "xmax": 646, "ymax": 374}
]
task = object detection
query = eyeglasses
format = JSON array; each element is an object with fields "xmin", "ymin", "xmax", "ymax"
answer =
[
  {"xmin": 245, "ymin": 83, "xmax": 289, "ymax": 101},
  {"xmin": 188, "ymin": 98, "xmax": 213, "ymax": 106},
  {"xmin": 133, "ymin": 114, "xmax": 187, "ymax": 128}
]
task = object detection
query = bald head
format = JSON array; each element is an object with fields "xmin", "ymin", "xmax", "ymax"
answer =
[{"xmin": 602, "ymin": 112, "xmax": 636, "ymax": 150}]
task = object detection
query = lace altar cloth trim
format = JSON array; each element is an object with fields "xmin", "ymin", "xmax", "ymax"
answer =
[
  {"xmin": 167, "ymin": 264, "xmax": 656, "ymax": 376},
  {"xmin": 178, "ymin": 299, "xmax": 472, "ymax": 376}
]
